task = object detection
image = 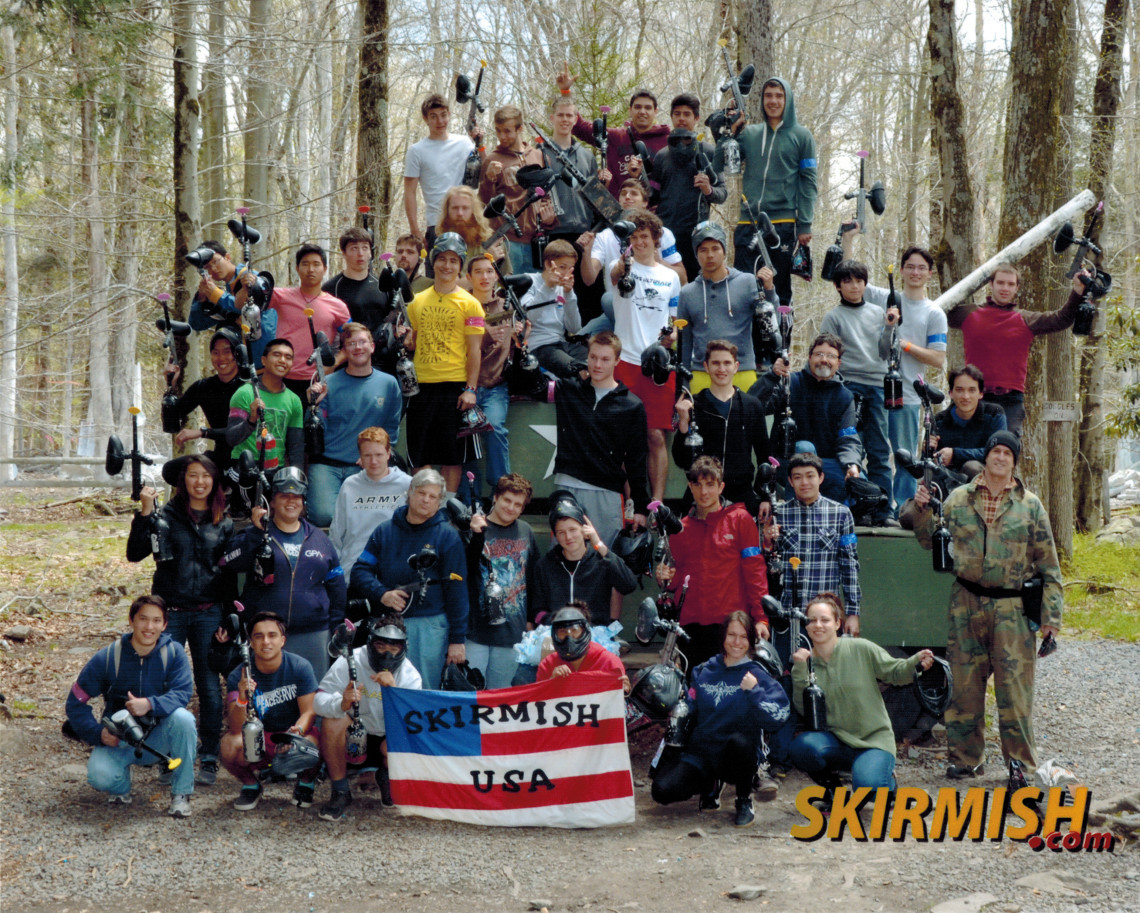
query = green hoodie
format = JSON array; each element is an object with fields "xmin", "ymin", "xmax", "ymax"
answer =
[{"xmin": 716, "ymin": 77, "xmax": 818, "ymax": 235}]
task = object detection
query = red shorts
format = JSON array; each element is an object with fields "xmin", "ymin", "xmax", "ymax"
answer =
[{"xmin": 615, "ymin": 360, "xmax": 674, "ymax": 430}]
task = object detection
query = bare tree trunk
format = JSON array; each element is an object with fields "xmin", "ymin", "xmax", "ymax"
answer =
[
  {"xmin": 357, "ymin": 0, "xmax": 391, "ymax": 246},
  {"xmin": 74, "ymin": 19, "xmax": 112, "ymax": 452},
  {"xmin": 928, "ymin": 0, "xmax": 977, "ymax": 291},
  {"xmin": 201, "ymin": 0, "xmax": 227, "ymax": 235},
  {"xmin": 314, "ymin": 0, "xmax": 333, "ymax": 250},
  {"xmin": 244, "ymin": 0, "xmax": 271, "ymax": 219},
  {"xmin": 1, "ymin": 23, "xmax": 20, "ymax": 475},
  {"xmin": 172, "ymin": 0, "xmax": 201, "ymax": 429},
  {"xmin": 1075, "ymin": 0, "xmax": 1127, "ymax": 533},
  {"xmin": 996, "ymin": 0, "xmax": 1074, "ymax": 547}
]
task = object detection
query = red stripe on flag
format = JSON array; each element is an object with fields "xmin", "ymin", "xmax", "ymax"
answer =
[
  {"xmin": 477, "ymin": 671, "xmax": 622, "ymax": 707},
  {"xmin": 481, "ymin": 717, "xmax": 627, "ymax": 755},
  {"xmin": 393, "ymin": 769, "xmax": 632, "ymax": 811}
]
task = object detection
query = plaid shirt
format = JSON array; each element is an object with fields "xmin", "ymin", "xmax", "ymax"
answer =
[
  {"xmin": 975, "ymin": 474, "xmax": 1016, "ymax": 528},
  {"xmin": 770, "ymin": 495, "xmax": 861, "ymax": 615}
]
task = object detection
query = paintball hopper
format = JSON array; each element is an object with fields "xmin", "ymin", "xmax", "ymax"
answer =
[
  {"xmin": 268, "ymin": 731, "xmax": 320, "ymax": 778},
  {"xmin": 104, "ymin": 435, "xmax": 126, "ymax": 477},
  {"xmin": 516, "ymin": 163, "xmax": 559, "ymax": 191},
  {"xmin": 408, "ymin": 544, "xmax": 439, "ymax": 574},
  {"xmin": 649, "ymin": 501, "xmax": 683, "ymax": 537},
  {"xmin": 633, "ymin": 140, "xmax": 653, "ymax": 177},
  {"xmin": 820, "ymin": 243, "xmax": 844, "ymax": 282},
  {"xmin": 610, "ymin": 219, "xmax": 636, "ymax": 242},
  {"xmin": 635, "ymin": 596, "xmax": 659, "ymax": 645},
  {"xmin": 483, "ymin": 193, "xmax": 509, "ymax": 221},
  {"xmin": 1053, "ymin": 217, "xmax": 1112, "ymax": 302},
  {"xmin": 913, "ymin": 377, "xmax": 946, "ymax": 405},
  {"xmin": 666, "ymin": 128, "xmax": 698, "ymax": 152},
  {"xmin": 868, "ymin": 180, "xmax": 887, "ymax": 216},
  {"xmin": 227, "ymin": 218, "xmax": 261, "ymax": 247},
  {"xmin": 185, "ymin": 246, "xmax": 215, "ymax": 271},
  {"xmin": 457, "ymin": 404, "xmax": 493, "ymax": 438},
  {"xmin": 440, "ymin": 660, "xmax": 485, "ymax": 692},
  {"xmin": 455, "ymin": 72, "xmax": 484, "ymax": 111},
  {"xmin": 156, "ymin": 317, "xmax": 192, "ymax": 339},
  {"xmin": 640, "ymin": 344, "xmax": 672, "ymax": 387},
  {"xmin": 377, "ymin": 265, "xmax": 415, "ymax": 304},
  {"xmin": 248, "ymin": 270, "xmax": 274, "ymax": 308},
  {"xmin": 328, "ymin": 619, "xmax": 357, "ymax": 658},
  {"xmin": 748, "ymin": 211, "xmax": 781, "ymax": 253},
  {"xmin": 444, "ymin": 497, "xmax": 473, "ymax": 532},
  {"xmin": 761, "ymin": 594, "xmax": 807, "ymax": 634},
  {"xmin": 502, "ymin": 273, "xmax": 534, "ymax": 299}
]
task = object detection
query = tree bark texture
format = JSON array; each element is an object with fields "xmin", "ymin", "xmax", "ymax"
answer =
[{"xmin": 357, "ymin": 0, "xmax": 391, "ymax": 248}]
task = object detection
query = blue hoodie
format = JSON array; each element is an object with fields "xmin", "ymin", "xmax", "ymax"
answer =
[
  {"xmin": 66, "ymin": 632, "xmax": 193, "ymax": 746},
  {"xmin": 349, "ymin": 505, "xmax": 469, "ymax": 646},
  {"xmin": 682, "ymin": 654, "xmax": 790, "ymax": 775}
]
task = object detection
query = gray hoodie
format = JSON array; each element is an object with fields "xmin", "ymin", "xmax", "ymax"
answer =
[{"xmin": 677, "ymin": 267, "xmax": 774, "ymax": 372}]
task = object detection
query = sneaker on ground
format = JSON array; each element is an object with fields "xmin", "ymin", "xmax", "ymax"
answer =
[
  {"xmin": 234, "ymin": 783, "xmax": 263, "ymax": 811},
  {"xmin": 195, "ymin": 760, "xmax": 218, "ymax": 787},
  {"xmin": 946, "ymin": 763, "xmax": 984, "ymax": 780},
  {"xmin": 169, "ymin": 795, "xmax": 191, "ymax": 818},
  {"xmin": 754, "ymin": 769, "xmax": 779, "ymax": 802},
  {"xmin": 698, "ymin": 779, "xmax": 723, "ymax": 811},
  {"xmin": 734, "ymin": 796, "xmax": 755, "ymax": 828},
  {"xmin": 292, "ymin": 780, "xmax": 315, "ymax": 809},
  {"xmin": 318, "ymin": 790, "xmax": 352, "ymax": 821},
  {"xmin": 376, "ymin": 766, "xmax": 394, "ymax": 807},
  {"xmin": 108, "ymin": 792, "xmax": 132, "ymax": 805}
]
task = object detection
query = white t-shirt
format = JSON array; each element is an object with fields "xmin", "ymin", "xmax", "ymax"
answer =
[
  {"xmin": 610, "ymin": 258, "xmax": 681, "ymax": 364},
  {"xmin": 404, "ymin": 134, "xmax": 475, "ymax": 225},
  {"xmin": 592, "ymin": 228, "xmax": 682, "ymax": 295},
  {"xmin": 864, "ymin": 286, "xmax": 949, "ymax": 405}
]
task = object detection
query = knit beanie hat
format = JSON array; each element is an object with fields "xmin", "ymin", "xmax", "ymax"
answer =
[{"xmin": 984, "ymin": 430, "xmax": 1021, "ymax": 465}]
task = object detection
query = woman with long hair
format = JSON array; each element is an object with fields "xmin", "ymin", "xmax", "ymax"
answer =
[
  {"xmin": 650, "ymin": 610, "xmax": 789, "ymax": 828},
  {"xmin": 126, "ymin": 454, "xmax": 233, "ymax": 786}
]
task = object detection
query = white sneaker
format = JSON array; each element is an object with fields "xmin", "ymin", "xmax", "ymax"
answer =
[
  {"xmin": 108, "ymin": 792, "xmax": 132, "ymax": 805},
  {"xmin": 169, "ymin": 795, "xmax": 191, "ymax": 818}
]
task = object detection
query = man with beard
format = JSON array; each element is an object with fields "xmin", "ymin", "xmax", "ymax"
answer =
[
  {"xmin": 749, "ymin": 333, "xmax": 862, "ymax": 504},
  {"xmin": 947, "ymin": 264, "xmax": 1087, "ymax": 435},
  {"xmin": 393, "ymin": 233, "xmax": 430, "ymax": 292},
  {"xmin": 556, "ymin": 63, "xmax": 670, "ymax": 197},
  {"xmin": 434, "ymin": 185, "xmax": 508, "ymax": 281},
  {"xmin": 651, "ymin": 95, "xmax": 726, "ymax": 282}
]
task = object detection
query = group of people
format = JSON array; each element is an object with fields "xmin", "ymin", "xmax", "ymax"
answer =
[{"xmin": 67, "ymin": 60, "xmax": 1069, "ymax": 829}]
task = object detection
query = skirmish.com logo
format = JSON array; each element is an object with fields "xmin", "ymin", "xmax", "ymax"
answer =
[{"xmin": 791, "ymin": 785, "xmax": 1114, "ymax": 851}]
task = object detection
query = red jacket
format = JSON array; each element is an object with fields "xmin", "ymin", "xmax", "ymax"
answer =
[{"xmin": 668, "ymin": 501, "xmax": 769, "ymax": 628}]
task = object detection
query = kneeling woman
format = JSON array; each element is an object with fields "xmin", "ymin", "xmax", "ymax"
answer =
[
  {"xmin": 651, "ymin": 611, "xmax": 789, "ymax": 827},
  {"xmin": 789, "ymin": 592, "xmax": 933, "ymax": 797}
]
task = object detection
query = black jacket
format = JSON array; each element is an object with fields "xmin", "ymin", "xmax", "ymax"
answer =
[
  {"xmin": 750, "ymin": 367, "xmax": 862, "ymax": 467},
  {"xmin": 126, "ymin": 499, "xmax": 234, "ymax": 607},
  {"xmin": 552, "ymin": 377, "xmax": 651, "ymax": 513},
  {"xmin": 931, "ymin": 402, "xmax": 1008, "ymax": 468},
  {"xmin": 671, "ymin": 388, "xmax": 771, "ymax": 506},
  {"xmin": 531, "ymin": 546, "xmax": 639, "ymax": 626}
]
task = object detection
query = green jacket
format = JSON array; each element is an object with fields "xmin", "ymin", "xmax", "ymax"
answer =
[
  {"xmin": 792, "ymin": 638, "xmax": 921, "ymax": 755},
  {"xmin": 913, "ymin": 476, "xmax": 1064, "ymax": 629},
  {"xmin": 716, "ymin": 76, "xmax": 818, "ymax": 235}
]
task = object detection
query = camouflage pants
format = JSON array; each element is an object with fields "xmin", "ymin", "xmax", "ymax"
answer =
[{"xmin": 946, "ymin": 585, "xmax": 1037, "ymax": 769}]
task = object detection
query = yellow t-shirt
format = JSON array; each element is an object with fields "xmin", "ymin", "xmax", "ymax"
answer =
[{"xmin": 407, "ymin": 286, "xmax": 486, "ymax": 384}]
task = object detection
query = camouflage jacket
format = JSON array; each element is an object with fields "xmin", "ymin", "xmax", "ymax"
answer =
[{"xmin": 913, "ymin": 475, "xmax": 1063, "ymax": 628}]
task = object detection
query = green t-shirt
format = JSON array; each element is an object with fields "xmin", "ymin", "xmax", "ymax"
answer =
[{"xmin": 229, "ymin": 382, "xmax": 303, "ymax": 470}]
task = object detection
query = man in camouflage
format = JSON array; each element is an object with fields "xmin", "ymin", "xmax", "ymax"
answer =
[{"xmin": 912, "ymin": 431, "xmax": 1062, "ymax": 778}]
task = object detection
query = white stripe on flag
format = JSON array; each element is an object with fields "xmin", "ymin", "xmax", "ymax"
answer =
[
  {"xmin": 389, "ymin": 742, "xmax": 633, "ymax": 785},
  {"xmin": 394, "ymin": 795, "xmax": 635, "ymax": 829}
]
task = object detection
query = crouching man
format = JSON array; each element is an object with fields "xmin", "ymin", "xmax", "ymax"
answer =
[
  {"xmin": 315, "ymin": 614, "xmax": 422, "ymax": 821},
  {"xmin": 64, "ymin": 595, "xmax": 197, "ymax": 818},
  {"xmin": 220, "ymin": 612, "xmax": 320, "ymax": 812}
]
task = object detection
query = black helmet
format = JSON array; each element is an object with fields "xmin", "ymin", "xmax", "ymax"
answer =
[
  {"xmin": 430, "ymin": 231, "xmax": 467, "ymax": 266},
  {"xmin": 267, "ymin": 731, "xmax": 321, "ymax": 778},
  {"xmin": 612, "ymin": 526, "xmax": 653, "ymax": 577},
  {"xmin": 753, "ymin": 638, "xmax": 783, "ymax": 681},
  {"xmin": 914, "ymin": 656, "xmax": 953, "ymax": 718},
  {"xmin": 628, "ymin": 662, "xmax": 685, "ymax": 721},
  {"xmin": 366, "ymin": 615, "xmax": 408, "ymax": 673},
  {"xmin": 210, "ymin": 326, "xmax": 241, "ymax": 353},
  {"xmin": 440, "ymin": 660, "xmax": 485, "ymax": 691},
  {"xmin": 549, "ymin": 605, "xmax": 591, "ymax": 662},
  {"xmin": 548, "ymin": 489, "xmax": 586, "ymax": 529},
  {"xmin": 640, "ymin": 343, "xmax": 672, "ymax": 387},
  {"xmin": 270, "ymin": 466, "xmax": 308, "ymax": 497}
]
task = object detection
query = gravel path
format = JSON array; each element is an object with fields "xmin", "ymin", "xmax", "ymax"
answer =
[{"xmin": 2, "ymin": 638, "xmax": 1137, "ymax": 913}]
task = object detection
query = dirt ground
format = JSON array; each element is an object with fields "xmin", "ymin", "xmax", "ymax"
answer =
[{"xmin": 1, "ymin": 491, "xmax": 1136, "ymax": 913}]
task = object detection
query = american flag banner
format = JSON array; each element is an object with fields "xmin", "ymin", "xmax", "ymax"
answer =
[{"xmin": 382, "ymin": 672, "xmax": 635, "ymax": 828}]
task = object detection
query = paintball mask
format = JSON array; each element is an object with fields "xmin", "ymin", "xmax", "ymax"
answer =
[
  {"xmin": 366, "ymin": 616, "xmax": 408, "ymax": 674},
  {"xmin": 549, "ymin": 605, "xmax": 592, "ymax": 663}
]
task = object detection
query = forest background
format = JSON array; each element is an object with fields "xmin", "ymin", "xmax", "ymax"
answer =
[{"xmin": 0, "ymin": 0, "xmax": 1137, "ymax": 558}]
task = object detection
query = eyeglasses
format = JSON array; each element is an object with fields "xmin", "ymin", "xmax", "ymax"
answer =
[{"xmin": 344, "ymin": 339, "xmax": 372, "ymax": 350}]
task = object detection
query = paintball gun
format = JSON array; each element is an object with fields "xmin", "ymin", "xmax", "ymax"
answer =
[
  {"xmin": 531, "ymin": 123, "xmax": 625, "ymax": 230},
  {"xmin": 233, "ymin": 601, "xmax": 267, "ymax": 764},
  {"xmin": 246, "ymin": 424, "xmax": 275, "ymax": 585},
  {"xmin": 481, "ymin": 163, "xmax": 559, "ymax": 253},
  {"xmin": 822, "ymin": 151, "xmax": 886, "ymax": 281},
  {"xmin": 156, "ymin": 292, "xmax": 192, "ymax": 435},
  {"xmin": 803, "ymin": 655, "xmax": 827, "ymax": 731},
  {"xmin": 883, "ymin": 265, "xmax": 904, "ymax": 410},
  {"xmin": 456, "ymin": 61, "xmax": 487, "ymax": 188},
  {"xmin": 303, "ymin": 307, "xmax": 333, "ymax": 456},
  {"xmin": 105, "ymin": 406, "xmax": 152, "ymax": 502},
  {"xmin": 227, "ymin": 207, "xmax": 275, "ymax": 336},
  {"xmin": 328, "ymin": 619, "xmax": 367, "ymax": 764},
  {"xmin": 628, "ymin": 575, "xmax": 691, "ymax": 722},
  {"xmin": 396, "ymin": 545, "xmax": 463, "ymax": 610},
  {"xmin": 102, "ymin": 709, "xmax": 182, "ymax": 770},
  {"xmin": 616, "ymin": 242, "xmax": 636, "ymax": 296},
  {"xmin": 706, "ymin": 37, "xmax": 755, "ymax": 174},
  {"xmin": 592, "ymin": 106, "xmax": 610, "ymax": 167},
  {"xmin": 740, "ymin": 191, "xmax": 781, "ymax": 278},
  {"xmin": 376, "ymin": 254, "xmax": 419, "ymax": 397},
  {"xmin": 1052, "ymin": 201, "xmax": 1111, "ymax": 336},
  {"xmin": 484, "ymin": 254, "xmax": 544, "ymax": 390}
]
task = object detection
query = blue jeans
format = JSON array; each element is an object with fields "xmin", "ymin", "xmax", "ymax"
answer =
[
  {"xmin": 819, "ymin": 457, "xmax": 851, "ymax": 505},
  {"xmin": 88, "ymin": 707, "xmax": 198, "ymax": 797},
  {"xmin": 846, "ymin": 381, "xmax": 893, "ymax": 518},
  {"xmin": 508, "ymin": 241, "xmax": 536, "ymax": 274},
  {"xmin": 464, "ymin": 384, "xmax": 510, "ymax": 500},
  {"xmin": 287, "ymin": 628, "xmax": 331, "ymax": 680},
  {"xmin": 465, "ymin": 640, "xmax": 518, "ymax": 690},
  {"xmin": 164, "ymin": 605, "xmax": 224, "ymax": 760},
  {"xmin": 405, "ymin": 614, "xmax": 450, "ymax": 690},
  {"xmin": 888, "ymin": 404, "xmax": 921, "ymax": 509},
  {"xmin": 307, "ymin": 463, "xmax": 361, "ymax": 528},
  {"xmin": 789, "ymin": 730, "xmax": 896, "ymax": 789}
]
